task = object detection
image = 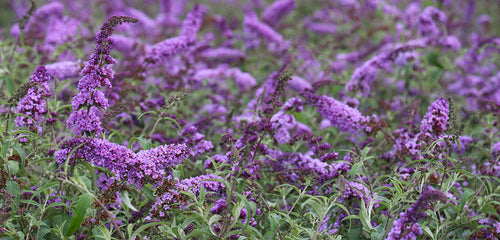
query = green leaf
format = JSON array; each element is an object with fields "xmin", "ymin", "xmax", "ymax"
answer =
[
  {"xmin": 370, "ymin": 223, "xmax": 385, "ymax": 240},
  {"xmin": 10, "ymin": 144, "xmax": 26, "ymax": 169},
  {"xmin": 2, "ymin": 75, "xmax": 14, "ymax": 96},
  {"xmin": 1, "ymin": 139, "xmax": 12, "ymax": 158},
  {"xmin": 426, "ymin": 52, "xmax": 444, "ymax": 69},
  {"xmin": 460, "ymin": 189, "xmax": 473, "ymax": 211},
  {"xmin": 121, "ymin": 191, "xmax": 138, "ymax": 211},
  {"xmin": 65, "ymin": 193, "xmax": 93, "ymax": 237},
  {"xmin": 6, "ymin": 180, "xmax": 20, "ymax": 205},
  {"xmin": 8, "ymin": 161, "xmax": 19, "ymax": 175},
  {"xmin": 209, "ymin": 215, "xmax": 222, "ymax": 227},
  {"xmin": 349, "ymin": 162, "xmax": 363, "ymax": 176},
  {"xmin": 130, "ymin": 222, "xmax": 165, "ymax": 240},
  {"xmin": 422, "ymin": 226, "xmax": 434, "ymax": 239},
  {"xmin": 232, "ymin": 201, "xmax": 243, "ymax": 221},
  {"xmin": 138, "ymin": 136, "xmax": 152, "ymax": 150}
]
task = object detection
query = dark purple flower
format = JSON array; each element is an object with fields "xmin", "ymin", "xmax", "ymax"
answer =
[{"xmin": 66, "ymin": 16, "xmax": 137, "ymax": 136}]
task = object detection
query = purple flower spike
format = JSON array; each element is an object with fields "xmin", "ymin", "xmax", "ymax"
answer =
[
  {"xmin": 15, "ymin": 66, "xmax": 52, "ymax": 139},
  {"xmin": 45, "ymin": 61, "xmax": 82, "ymax": 80},
  {"xmin": 262, "ymin": 0, "xmax": 296, "ymax": 27},
  {"xmin": 316, "ymin": 96, "xmax": 367, "ymax": 133},
  {"xmin": 179, "ymin": 4, "xmax": 204, "ymax": 42},
  {"xmin": 146, "ymin": 5, "xmax": 204, "ymax": 64},
  {"xmin": 244, "ymin": 11, "xmax": 284, "ymax": 44},
  {"xmin": 66, "ymin": 16, "xmax": 137, "ymax": 136},
  {"xmin": 419, "ymin": 97, "xmax": 449, "ymax": 139}
]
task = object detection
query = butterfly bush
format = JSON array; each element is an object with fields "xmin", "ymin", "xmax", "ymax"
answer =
[{"xmin": 3, "ymin": 0, "xmax": 500, "ymax": 239}]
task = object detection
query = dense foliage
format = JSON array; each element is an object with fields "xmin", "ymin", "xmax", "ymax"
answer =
[{"xmin": 1, "ymin": 0, "xmax": 500, "ymax": 239}]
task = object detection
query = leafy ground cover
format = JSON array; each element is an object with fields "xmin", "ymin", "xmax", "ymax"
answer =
[{"xmin": 1, "ymin": 0, "xmax": 500, "ymax": 239}]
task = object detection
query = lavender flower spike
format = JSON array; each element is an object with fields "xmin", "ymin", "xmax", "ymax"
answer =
[
  {"xmin": 244, "ymin": 11, "xmax": 284, "ymax": 44},
  {"xmin": 316, "ymin": 95, "xmax": 367, "ymax": 133},
  {"xmin": 419, "ymin": 97, "xmax": 449, "ymax": 139},
  {"xmin": 15, "ymin": 66, "xmax": 51, "ymax": 140},
  {"xmin": 66, "ymin": 16, "xmax": 137, "ymax": 136},
  {"xmin": 146, "ymin": 4, "xmax": 204, "ymax": 64},
  {"xmin": 45, "ymin": 61, "xmax": 82, "ymax": 80},
  {"xmin": 262, "ymin": 0, "xmax": 296, "ymax": 26}
]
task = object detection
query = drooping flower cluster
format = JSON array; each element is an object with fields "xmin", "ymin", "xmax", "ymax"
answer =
[
  {"xmin": 66, "ymin": 16, "xmax": 137, "ymax": 136},
  {"xmin": 55, "ymin": 137, "xmax": 191, "ymax": 188},
  {"xmin": 15, "ymin": 66, "xmax": 52, "ymax": 141}
]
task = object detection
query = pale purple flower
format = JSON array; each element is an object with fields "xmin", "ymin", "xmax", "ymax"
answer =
[
  {"xmin": 439, "ymin": 36, "xmax": 461, "ymax": 51},
  {"xmin": 179, "ymin": 4, "xmax": 204, "ymax": 42},
  {"xmin": 346, "ymin": 39, "xmax": 427, "ymax": 96},
  {"xmin": 274, "ymin": 126, "xmax": 291, "ymax": 144},
  {"xmin": 316, "ymin": 96, "xmax": 367, "ymax": 133},
  {"xmin": 262, "ymin": 0, "xmax": 296, "ymax": 27},
  {"xmin": 111, "ymin": 35, "xmax": 142, "ymax": 53},
  {"xmin": 200, "ymin": 47, "xmax": 246, "ymax": 60},
  {"xmin": 148, "ymin": 174, "xmax": 225, "ymax": 218},
  {"xmin": 342, "ymin": 181, "xmax": 372, "ymax": 204},
  {"xmin": 145, "ymin": 5, "xmax": 204, "ymax": 64},
  {"xmin": 228, "ymin": 68, "xmax": 257, "ymax": 91},
  {"xmin": 210, "ymin": 198, "xmax": 227, "ymax": 214},
  {"xmin": 66, "ymin": 108, "xmax": 104, "ymax": 136},
  {"xmin": 418, "ymin": 6, "xmax": 447, "ymax": 39},
  {"xmin": 44, "ymin": 17, "xmax": 80, "ymax": 53},
  {"xmin": 477, "ymin": 14, "xmax": 492, "ymax": 27},
  {"xmin": 244, "ymin": 11, "xmax": 284, "ymax": 44},
  {"xmin": 288, "ymin": 75, "xmax": 312, "ymax": 92},
  {"xmin": 45, "ymin": 61, "xmax": 82, "ymax": 80},
  {"xmin": 419, "ymin": 97, "xmax": 449, "ymax": 139},
  {"xmin": 304, "ymin": 21, "xmax": 337, "ymax": 34},
  {"xmin": 492, "ymin": 142, "xmax": 500, "ymax": 157},
  {"xmin": 55, "ymin": 137, "xmax": 191, "ymax": 188}
]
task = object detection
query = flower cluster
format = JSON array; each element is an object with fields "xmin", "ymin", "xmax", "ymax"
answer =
[
  {"xmin": 145, "ymin": 4, "xmax": 204, "ymax": 64},
  {"xmin": 316, "ymin": 95, "xmax": 368, "ymax": 133},
  {"xmin": 66, "ymin": 16, "xmax": 137, "ymax": 136},
  {"xmin": 15, "ymin": 66, "xmax": 51, "ymax": 141},
  {"xmin": 55, "ymin": 137, "xmax": 191, "ymax": 188}
]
